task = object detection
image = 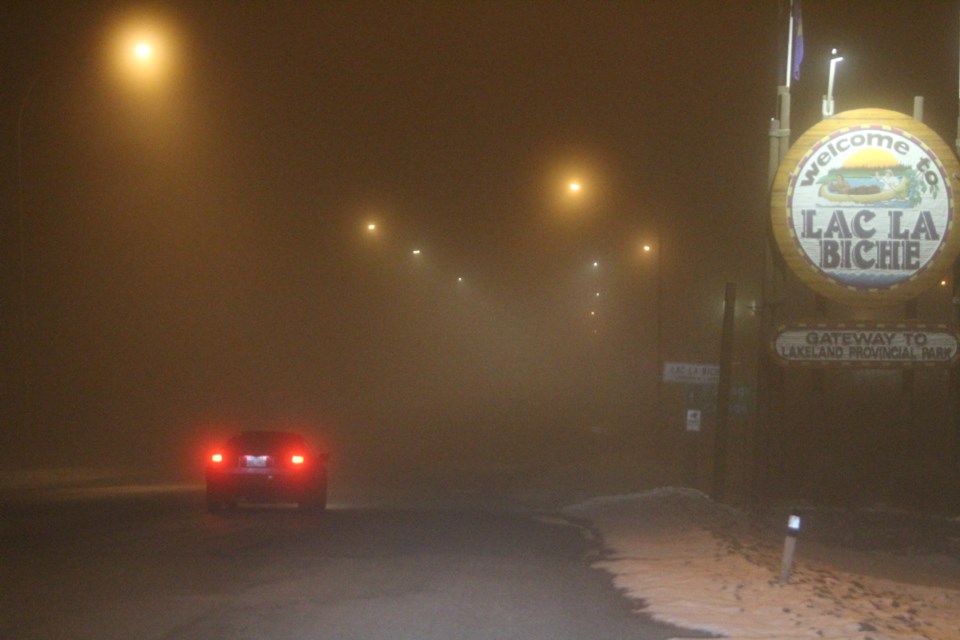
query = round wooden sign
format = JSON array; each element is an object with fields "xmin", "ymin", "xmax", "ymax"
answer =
[{"xmin": 771, "ymin": 108, "xmax": 960, "ymax": 306}]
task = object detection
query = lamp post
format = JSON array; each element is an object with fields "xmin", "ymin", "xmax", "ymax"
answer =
[
  {"xmin": 15, "ymin": 28, "xmax": 174, "ymax": 434},
  {"xmin": 641, "ymin": 235, "xmax": 663, "ymax": 422}
]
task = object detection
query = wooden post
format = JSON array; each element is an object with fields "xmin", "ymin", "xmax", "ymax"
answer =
[{"xmin": 713, "ymin": 283, "xmax": 736, "ymax": 502}]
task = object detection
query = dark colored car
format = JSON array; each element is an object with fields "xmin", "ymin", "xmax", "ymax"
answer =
[{"xmin": 205, "ymin": 431, "xmax": 328, "ymax": 512}]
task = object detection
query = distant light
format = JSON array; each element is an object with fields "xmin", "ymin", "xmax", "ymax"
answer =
[
  {"xmin": 134, "ymin": 42, "xmax": 154, "ymax": 60},
  {"xmin": 569, "ymin": 182, "xmax": 582, "ymax": 192},
  {"xmin": 595, "ymin": 292, "xmax": 601, "ymax": 297},
  {"xmin": 291, "ymin": 455, "xmax": 305, "ymax": 465},
  {"xmin": 210, "ymin": 453, "xmax": 223, "ymax": 463},
  {"xmin": 592, "ymin": 261, "xmax": 599, "ymax": 268},
  {"xmin": 940, "ymin": 279, "xmax": 948, "ymax": 287},
  {"xmin": 412, "ymin": 249, "xmax": 421, "ymax": 255},
  {"xmin": 788, "ymin": 514, "xmax": 801, "ymax": 532},
  {"xmin": 590, "ymin": 310, "xmax": 596, "ymax": 316},
  {"xmin": 367, "ymin": 222, "xmax": 377, "ymax": 232},
  {"xmin": 643, "ymin": 244, "xmax": 652, "ymax": 253},
  {"xmin": 110, "ymin": 15, "xmax": 178, "ymax": 89},
  {"xmin": 457, "ymin": 277, "xmax": 464, "ymax": 282}
]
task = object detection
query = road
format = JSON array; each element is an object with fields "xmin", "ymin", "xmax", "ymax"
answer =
[{"xmin": 0, "ymin": 488, "xmax": 704, "ymax": 640}]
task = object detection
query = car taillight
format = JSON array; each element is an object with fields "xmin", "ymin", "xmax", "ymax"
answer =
[
  {"xmin": 291, "ymin": 454, "xmax": 305, "ymax": 465},
  {"xmin": 211, "ymin": 453, "xmax": 224, "ymax": 463}
]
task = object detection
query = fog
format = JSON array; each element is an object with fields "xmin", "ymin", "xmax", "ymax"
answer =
[{"xmin": 3, "ymin": 1, "xmax": 959, "ymax": 502}]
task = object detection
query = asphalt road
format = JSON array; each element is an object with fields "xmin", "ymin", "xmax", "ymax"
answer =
[{"xmin": 0, "ymin": 489, "xmax": 706, "ymax": 640}]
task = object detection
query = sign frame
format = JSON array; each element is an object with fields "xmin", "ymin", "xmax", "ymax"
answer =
[{"xmin": 770, "ymin": 108, "xmax": 960, "ymax": 307}]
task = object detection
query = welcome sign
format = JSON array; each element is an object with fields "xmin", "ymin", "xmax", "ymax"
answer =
[{"xmin": 771, "ymin": 109, "xmax": 960, "ymax": 306}]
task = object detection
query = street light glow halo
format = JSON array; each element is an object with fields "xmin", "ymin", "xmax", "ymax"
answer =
[
  {"xmin": 105, "ymin": 10, "xmax": 182, "ymax": 91},
  {"xmin": 134, "ymin": 41, "xmax": 154, "ymax": 60}
]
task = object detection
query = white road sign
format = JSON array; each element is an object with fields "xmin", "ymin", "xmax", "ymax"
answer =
[{"xmin": 663, "ymin": 362, "xmax": 720, "ymax": 385}]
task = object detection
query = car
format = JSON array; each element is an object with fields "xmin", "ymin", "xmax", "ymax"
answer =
[{"xmin": 205, "ymin": 430, "xmax": 328, "ymax": 512}]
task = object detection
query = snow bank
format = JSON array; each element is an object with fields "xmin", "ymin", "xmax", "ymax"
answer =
[{"xmin": 565, "ymin": 488, "xmax": 960, "ymax": 640}]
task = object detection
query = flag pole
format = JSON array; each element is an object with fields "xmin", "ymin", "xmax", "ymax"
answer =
[
  {"xmin": 779, "ymin": 0, "xmax": 794, "ymax": 161},
  {"xmin": 785, "ymin": 0, "xmax": 794, "ymax": 89},
  {"xmin": 757, "ymin": 0, "xmax": 795, "ymax": 505}
]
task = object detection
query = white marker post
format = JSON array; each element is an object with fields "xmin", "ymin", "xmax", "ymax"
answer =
[{"xmin": 778, "ymin": 514, "xmax": 801, "ymax": 584}]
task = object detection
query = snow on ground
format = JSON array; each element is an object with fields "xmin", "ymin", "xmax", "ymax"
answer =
[
  {"xmin": 565, "ymin": 488, "xmax": 960, "ymax": 640},
  {"xmin": 6, "ymin": 470, "xmax": 960, "ymax": 639}
]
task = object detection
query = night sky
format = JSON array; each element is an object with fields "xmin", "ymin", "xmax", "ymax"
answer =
[{"xmin": 2, "ymin": 1, "xmax": 959, "ymax": 486}]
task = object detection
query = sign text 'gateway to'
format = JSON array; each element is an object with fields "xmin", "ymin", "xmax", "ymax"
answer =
[{"xmin": 773, "ymin": 326, "xmax": 960, "ymax": 368}]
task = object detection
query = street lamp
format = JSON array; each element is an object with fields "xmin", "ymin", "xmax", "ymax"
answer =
[
  {"xmin": 107, "ymin": 13, "xmax": 179, "ymax": 92},
  {"xmin": 134, "ymin": 41, "xmax": 154, "ymax": 61},
  {"xmin": 637, "ymin": 235, "xmax": 663, "ymax": 419},
  {"xmin": 17, "ymin": 13, "xmax": 179, "ymax": 438},
  {"xmin": 822, "ymin": 48, "xmax": 843, "ymax": 118}
]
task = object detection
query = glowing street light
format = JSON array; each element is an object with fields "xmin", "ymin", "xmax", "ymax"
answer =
[
  {"xmin": 569, "ymin": 181, "xmax": 582, "ymax": 193},
  {"xmin": 107, "ymin": 13, "xmax": 180, "ymax": 91},
  {"xmin": 822, "ymin": 48, "xmax": 843, "ymax": 118},
  {"xmin": 134, "ymin": 41, "xmax": 154, "ymax": 61},
  {"xmin": 18, "ymin": 12, "xmax": 179, "ymax": 440}
]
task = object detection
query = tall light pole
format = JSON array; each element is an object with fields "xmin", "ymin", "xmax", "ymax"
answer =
[
  {"xmin": 641, "ymin": 234, "xmax": 663, "ymax": 422},
  {"xmin": 16, "ymin": 25, "xmax": 174, "ymax": 435},
  {"xmin": 16, "ymin": 79, "xmax": 39, "ymax": 438}
]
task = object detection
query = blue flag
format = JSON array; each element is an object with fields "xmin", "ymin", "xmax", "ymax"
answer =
[{"xmin": 792, "ymin": 0, "xmax": 804, "ymax": 80}]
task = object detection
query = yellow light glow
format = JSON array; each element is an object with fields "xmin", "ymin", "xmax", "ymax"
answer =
[
  {"xmin": 134, "ymin": 41, "xmax": 154, "ymax": 60},
  {"xmin": 107, "ymin": 11, "xmax": 180, "ymax": 91},
  {"xmin": 569, "ymin": 181, "xmax": 581, "ymax": 192},
  {"xmin": 367, "ymin": 223, "xmax": 377, "ymax": 232},
  {"xmin": 643, "ymin": 244, "xmax": 652, "ymax": 252}
]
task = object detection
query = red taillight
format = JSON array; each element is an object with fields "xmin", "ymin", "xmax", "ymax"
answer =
[
  {"xmin": 211, "ymin": 453, "xmax": 223, "ymax": 463},
  {"xmin": 291, "ymin": 454, "xmax": 305, "ymax": 465}
]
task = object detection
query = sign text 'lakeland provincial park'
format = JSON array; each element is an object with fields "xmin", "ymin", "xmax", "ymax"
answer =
[{"xmin": 773, "ymin": 324, "xmax": 960, "ymax": 368}]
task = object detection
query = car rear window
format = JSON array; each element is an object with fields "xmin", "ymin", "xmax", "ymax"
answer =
[{"xmin": 228, "ymin": 431, "xmax": 308, "ymax": 453}]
